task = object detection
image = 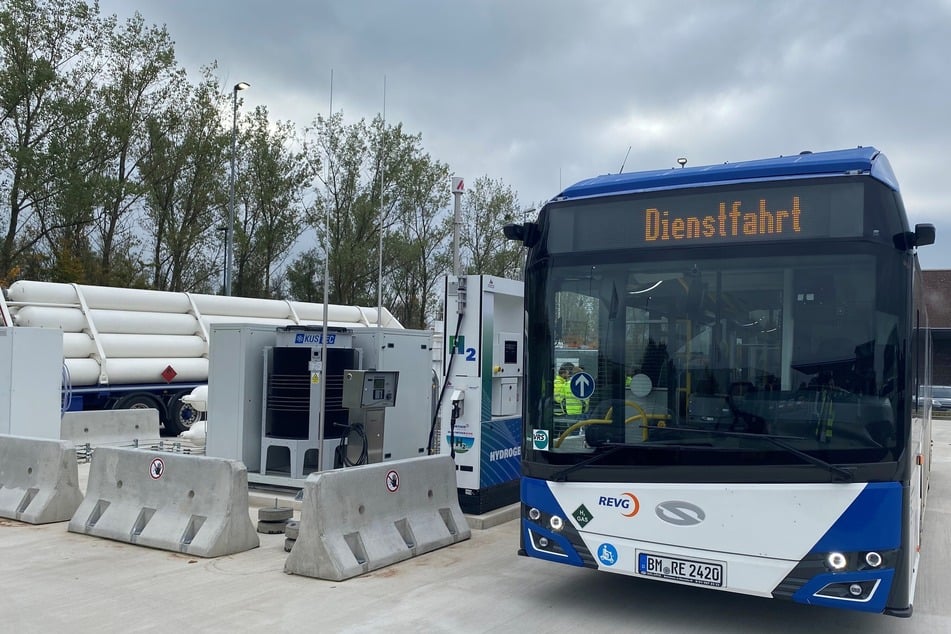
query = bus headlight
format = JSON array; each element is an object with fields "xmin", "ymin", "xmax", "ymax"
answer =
[
  {"xmin": 826, "ymin": 552, "xmax": 847, "ymax": 571},
  {"xmin": 865, "ymin": 551, "xmax": 883, "ymax": 568},
  {"xmin": 549, "ymin": 515, "xmax": 564, "ymax": 532},
  {"xmin": 528, "ymin": 507, "xmax": 541, "ymax": 521}
]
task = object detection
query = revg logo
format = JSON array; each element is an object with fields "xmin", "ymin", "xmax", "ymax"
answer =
[{"xmin": 598, "ymin": 493, "xmax": 640, "ymax": 518}]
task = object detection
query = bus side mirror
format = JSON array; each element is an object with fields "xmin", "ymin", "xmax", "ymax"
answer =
[
  {"xmin": 503, "ymin": 223, "xmax": 524, "ymax": 241},
  {"xmin": 503, "ymin": 222, "xmax": 540, "ymax": 247},
  {"xmin": 915, "ymin": 223, "xmax": 935, "ymax": 247},
  {"xmin": 893, "ymin": 223, "xmax": 936, "ymax": 250}
]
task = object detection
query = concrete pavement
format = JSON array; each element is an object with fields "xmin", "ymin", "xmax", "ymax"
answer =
[{"xmin": 2, "ymin": 426, "xmax": 950, "ymax": 632}]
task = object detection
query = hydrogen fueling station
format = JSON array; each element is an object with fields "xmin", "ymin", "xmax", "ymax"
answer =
[
  {"xmin": 438, "ymin": 274, "xmax": 524, "ymax": 514},
  {"xmin": 0, "ymin": 171, "xmax": 524, "ymax": 596}
]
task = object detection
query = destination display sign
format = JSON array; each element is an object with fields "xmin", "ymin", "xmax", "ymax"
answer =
[
  {"xmin": 548, "ymin": 181, "xmax": 865, "ymax": 253},
  {"xmin": 644, "ymin": 197, "xmax": 801, "ymax": 242}
]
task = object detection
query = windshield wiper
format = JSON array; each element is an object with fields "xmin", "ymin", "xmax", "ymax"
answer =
[
  {"xmin": 549, "ymin": 428, "xmax": 854, "ymax": 482},
  {"xmin": 551, "ymin": 444, "xmax": 629, "ymax": 482},
  {"xmin": 549, "ymin": 439, "xmax": 715, "ymax": 482},
  {"xmin": 650, "ymin": 425, "xmax": 854, "ymax": 481}
]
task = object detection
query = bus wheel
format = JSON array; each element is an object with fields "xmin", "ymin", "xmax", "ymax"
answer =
[{"xmin": 112, "ymin": 393, "xmax": 167, "ymax": 435}]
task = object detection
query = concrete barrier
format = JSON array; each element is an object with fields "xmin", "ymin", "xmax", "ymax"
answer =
[
  {"xmin": 61, "ymin": 409, "xmax": 160, "ymax": 447},
  {"xmin": 284, "ymin": 455, "xmax": 471, "ymax": 581},
  {"xmin": 68, "ymin": 447, "xmax": 259, "ymax": 557},
  {"xmin": 0, "ymin": 434, "xmax": 83, "ymax": 524}
]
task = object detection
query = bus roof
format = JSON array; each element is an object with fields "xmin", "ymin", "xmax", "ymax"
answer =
[{"xmin": 557, "ymin": 146, "xmax": 899, "ymax": 201}]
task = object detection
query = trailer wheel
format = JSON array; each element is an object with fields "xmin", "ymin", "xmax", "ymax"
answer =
[
  {"xmin": 112, "ymin": 393, "xmax": 167, "ymax": 435},
  {"xmin": 163, "ymin": 391, "xmax": 197, "ymax": 436}
]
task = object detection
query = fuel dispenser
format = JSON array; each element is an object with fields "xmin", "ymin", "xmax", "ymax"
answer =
[
  {"xmin": 439, "ymin": 275, "xmax": 524, "ymax": 514},
  {"xmin": 340, "ymin": 370, "xmax": 399, "ymax": 466},
  {"xmin": 205, "ymin": 323, "xmax": 432, "ymax": 486}
]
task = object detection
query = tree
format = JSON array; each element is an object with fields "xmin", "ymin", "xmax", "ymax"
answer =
[
  {"xmin": 231, "ymin": 105, "xmax": 312, "ymax": 298},
  {"xmin": 32, "ymin": 92, "xmax": 108, "ymax": 283},
  {"xmin": 304, "ymin": 112, "xmax": 370, "ymax": 305},
  {"xmin": 90, "ymin": 11, "xmax": 183, "ymax": 286},
  {"xmin": 0, "ymin": 2, "xmax": 528, "ymax": 316},
  {"xmin": 283, "ymin": 247, "xmax": 323, "ymax": 303},
  {"xmin": 460, "ymin": 175, "xmax": 524, "ymax": 278},
  {"xmin": 385, "ymin": 152, "xmax": 452, "ymax": 328},
  {"xmin": 139, "ymin": 67, "xmax": 228, "ymax": 292},
  {"xmin": 303, "ymin": 112, "xmax": 421, "ymax": 307},
  {"xmin": 0, "ymin": 0, "xmax": 108, "ymax": 280}
]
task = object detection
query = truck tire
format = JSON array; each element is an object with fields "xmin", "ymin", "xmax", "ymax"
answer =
[
  {"xmin": 164, "ymin": 390, "xmax": 198, "ymax": 436},
  {"xmin": 112, "ymin": 393, "xmax": 168, "ymax": 435}
]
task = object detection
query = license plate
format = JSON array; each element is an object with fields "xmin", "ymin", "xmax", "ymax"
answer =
[{"xmin": 636, "ymin": 551, "xmax": 725, "ymax": 588}]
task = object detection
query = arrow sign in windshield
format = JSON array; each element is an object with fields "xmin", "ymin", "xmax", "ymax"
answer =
[{"xmin": 570, "ymin": 372, "xmax": 595, "ymax": 399}]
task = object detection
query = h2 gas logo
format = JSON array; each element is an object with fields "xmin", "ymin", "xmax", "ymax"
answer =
[{"xmin": 598, "ymin": 493, "xmax": 640, "ymax": 517}]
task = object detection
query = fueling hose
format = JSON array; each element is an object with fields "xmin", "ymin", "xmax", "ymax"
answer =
[
  {"xmin": 335, "ymin": 422, "xmax": 368, "ymax": 467},
  {"xmin": 428, "ymin": 310, "xmax": 464, "ymax": 454}
]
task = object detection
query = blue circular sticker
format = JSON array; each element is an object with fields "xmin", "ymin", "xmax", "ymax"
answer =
[{"xmin": 597, "ymin": 543, "xmax": 618, "ymax": 566}]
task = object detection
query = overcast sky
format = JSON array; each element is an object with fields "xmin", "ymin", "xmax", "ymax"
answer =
[{"xmin": 99, "ymin": 0, "xmax": 951, "ymax": 269}]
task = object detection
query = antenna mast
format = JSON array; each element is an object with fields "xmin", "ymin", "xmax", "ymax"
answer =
[{"xmin": 619, "ymin": 146, "xmax": 632, "ymax": 174}]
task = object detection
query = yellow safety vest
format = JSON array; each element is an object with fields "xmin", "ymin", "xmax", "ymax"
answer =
[{"xmin": 555, "ymin": 375, "xmax": 586, "ymax": 415}]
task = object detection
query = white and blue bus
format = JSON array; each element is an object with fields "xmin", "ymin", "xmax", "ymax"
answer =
[{"xmin": 504, "ymin": 147, "xmax": 934, "ymax": 616}]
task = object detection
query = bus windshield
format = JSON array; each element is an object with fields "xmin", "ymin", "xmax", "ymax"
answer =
[{"xmin": 533, "ymin": 249, "xmax": 906, "ymax": 469}]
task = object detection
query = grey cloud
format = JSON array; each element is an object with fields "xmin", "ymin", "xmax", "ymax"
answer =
[{"xmin": 99, "ymin": 0, "xmax": 951, "ymax": 266}]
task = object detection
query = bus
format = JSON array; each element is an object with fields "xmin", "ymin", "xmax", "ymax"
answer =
[{"xmin": 504, "ymin": 147, "xmax": 934, "ymax": 616}]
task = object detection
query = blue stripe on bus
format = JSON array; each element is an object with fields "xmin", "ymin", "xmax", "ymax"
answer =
[
  {"xmin": 521, "ymin": 478, "xmax": 586, "ymax": 566},
  {"xmin": 810, "ymin": 481, "xmax": 903, "ymax": 553},
  {"xmin": 521, "ymin": 477, "xmax": 566, "ymax": 518}
]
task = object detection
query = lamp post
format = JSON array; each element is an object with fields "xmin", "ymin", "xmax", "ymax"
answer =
[{"xmin": 224, "ymin": 81, "xmax": 250, "ymax": 296}]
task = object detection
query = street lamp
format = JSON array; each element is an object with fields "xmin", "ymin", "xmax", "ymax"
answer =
[{"xmin": 224, "ymin": 81, "xmax": 250, "ymax": 296}]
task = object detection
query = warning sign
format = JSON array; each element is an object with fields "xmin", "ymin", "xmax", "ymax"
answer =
[
  {"xmin": 385, "ymin": 469, "xmax": 400, "ymax": 493},
  {"xmin": 149, "ymin": 457, "xmax": 165, "ymax": 479}
]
